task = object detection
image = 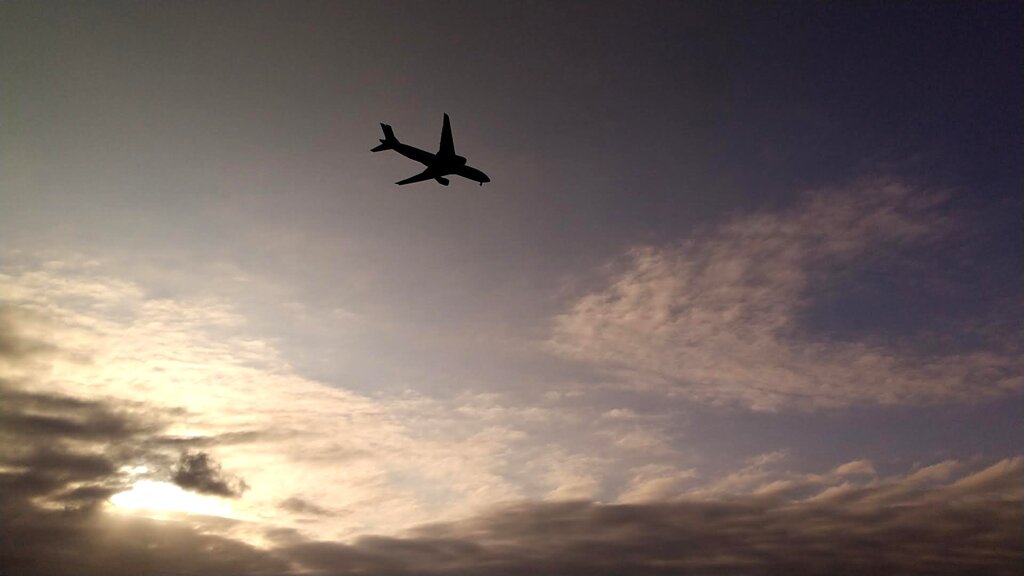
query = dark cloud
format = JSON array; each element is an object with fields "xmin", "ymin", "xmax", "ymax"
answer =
[
  {"xmin": 155, "ymin": 429, "xmax": 272, "ymax": 447},
  {"xmin": 0, "ymin": 309, "xmax": 270, "ymax": 574},
  {"xmin": 0, "ymin": 382, "xmax": 144, "ymax": 506},
  {"xmin": 1, "ymin": 386, "xmax": 157, "ymax": 440},
  {"xmin": 0, "ymin": 377, "xmax": 283, "ymax": 576},
  {"xmin": 0, "ymin": 503, "xmax": 289, "ymax": 576},
  {"xmin": 172, "ymin": 451, "xmax": 249, "ymax": 498},
  {"xmin": 55, "ymin": 484, "xmax": 122, "ymax": 504},
  {"xmin": 278, "ymin": 479, "xmax": 1022, "ymax": 576},
  {"xmin": 281, "ymin": 496, "xmax": 334, "ymax": 516}
]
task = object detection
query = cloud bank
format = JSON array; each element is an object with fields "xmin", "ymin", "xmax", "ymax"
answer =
[
  {"xmin": 3, "ymin": 359, "xmax": 1020, "ymax": 575},
  {"xmin": 3, "ymin": 378, "xmax": 1019, "ymax": 576},
  {"xmin": 550, "ymin": 180, "xmax": 1024, "ymax": 409}
]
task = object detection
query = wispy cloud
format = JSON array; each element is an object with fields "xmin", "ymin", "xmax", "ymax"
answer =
[{"xmin": 549, "ymin": 180, "xmax": 1024, "ymax": 409}]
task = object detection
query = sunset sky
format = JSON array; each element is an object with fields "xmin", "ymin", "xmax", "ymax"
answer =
[{"xmin": 1, "ymin": 2, "xmax": 1022, "ymax": 574}]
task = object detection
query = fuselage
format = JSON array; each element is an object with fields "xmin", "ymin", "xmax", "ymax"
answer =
[{"xmin": 393, "ymin": 144, "xmax": 490, "ymax": 184}]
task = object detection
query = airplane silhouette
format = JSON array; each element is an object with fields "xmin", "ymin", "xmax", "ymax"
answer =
[{"xmin": 371, "ymin": 114, "xmax": 490, "ymax": 186}]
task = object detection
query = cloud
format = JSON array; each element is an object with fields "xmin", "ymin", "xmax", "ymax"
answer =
[
  {"xmin": 281, "ymin": 496, "xmax": 335, "ymax": 516},
  {"xmin": 0, "ymin": 307, "xmax": 54, "ymax": 361},
  {"xmin": 2, "ymin": 281, "xmax": 1020, "ymax": 574},
  {"xmin": 173, "ymin": 451, "xmax": 249, "ymax": 497},
  {"xmin": 549, "ymin": 180, "xmax": 1024, "ymax": 410},
  {"xmin": 617, "ymin": 464, "xmax": 696, "ymax": 503},
  {"xmin": 4, "ymin": 383, "xmax": 1019, "ymax": 576},
  {"xmin": 0, "ymin": 377, "xmax": 256, "ymax": 524},
  {"xmin": 0, "ymin": 257, "xmax": 548, "ymax": 541},
  {"xmin": 0, "ymin": 381, "xmax": 147, "ymax": 509},
  {"xmin": 0, "ymin": 504, "xmax": 287, "ymax": 576},
  {"xmin": 4, "ymin": 252, "xmax": 1020, "ymax": 574},
  {"xmin": 684, "ymin": 450, "xmax": 788, "ymax": 498},
  {"xmin": 539, "ymin": 453, "xmax": 603, "ymax": 501},
  {"xmin": 276, "ymin": 458, "xmax": 1022, "ymax": 576},
  {"xmin": 832, "ymin": 459, "xmax": 876, "ymax": 477},
  {"xmin": 0, "ymin": 344, "xmax": 287, "ymax": 575}
]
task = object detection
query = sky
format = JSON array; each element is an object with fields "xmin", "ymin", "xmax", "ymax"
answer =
[{"xmin": 1, "ymin": 1, "xmax": 1022, "ymax": 574}]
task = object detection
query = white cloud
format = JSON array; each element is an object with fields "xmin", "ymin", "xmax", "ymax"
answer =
[
  {"xmin": 831, "ymin": 457, "xmax": 880, "ymax": 475},
  {"xmin": 603, "ymin": 426, "xmax": 677, "ymax": 455},
  {"xmin": 549, "ymin": 180, "xmax": 1024, "ymax": 410},
  {"xmin": 832, "ymin": 459, "xmax": 876, "ymax": 477},
  {"xmin": 617, "ymin": 464, "xmax": 696, "ymax": 503},
  {"xmin": 904, "ymin": 460, "xmax": 962, "ymax": 484},
  {"xmin": 541, "ymin": 454, "xmax": 604, "ymax": 501},
  {"xmin": 684, "ymin": 450, "xmax": 788, "ymax": 498}
]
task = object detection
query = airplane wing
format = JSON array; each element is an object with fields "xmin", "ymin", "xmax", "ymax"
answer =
[
  {"xmin": 396, "ymin": 168, "xmax": 440, "ymax": 186},
  {"xmin": 438, "ymin": 113, "xmax": 455, "ymax": 158},
  {"xmin": 454, "ymin": 164, "xmax": 490, "ymax": 185}
]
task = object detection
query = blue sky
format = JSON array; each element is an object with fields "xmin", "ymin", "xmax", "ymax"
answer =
[{"xmin": 1, "ymin": 2, "xmax": 1021, "ymax": 574}]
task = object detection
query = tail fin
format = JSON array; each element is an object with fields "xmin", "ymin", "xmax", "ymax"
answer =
[{"xmin": 371, "ymin": 123, "xmax": 398, "ymax": 152}]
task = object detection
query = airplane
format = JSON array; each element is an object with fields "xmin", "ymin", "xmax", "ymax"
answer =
[{"xmin": 371, "ymin": 113, "xmax": 490, "ymax": 186}]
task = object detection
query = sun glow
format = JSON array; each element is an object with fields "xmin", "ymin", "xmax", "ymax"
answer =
[{"xmin": 109, "ymin": 480, "xmax": 235, "ymax": 518}]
